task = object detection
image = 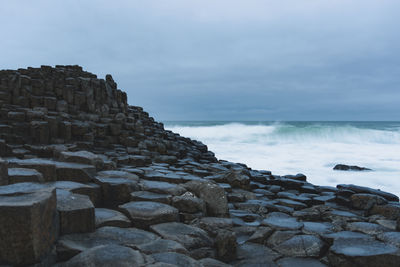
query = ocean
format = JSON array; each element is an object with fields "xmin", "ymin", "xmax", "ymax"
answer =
[{"xmin": 164, "ymin": 121, "xmax": 400, "ymax": 197}]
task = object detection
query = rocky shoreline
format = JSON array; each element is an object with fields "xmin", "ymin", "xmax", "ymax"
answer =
[{"xmin": 0, "ymin": 65, "xmax": 399, "ymax": 266}]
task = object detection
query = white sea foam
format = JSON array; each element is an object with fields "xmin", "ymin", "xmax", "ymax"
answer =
[{"xmin": 166, "ymin": 122, "xmax": 400, "ymax": 196}]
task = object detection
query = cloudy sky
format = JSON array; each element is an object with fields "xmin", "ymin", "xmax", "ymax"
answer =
[{"xmin": 1, "ymin": 0, "xmax": 399, "ymax": 121}]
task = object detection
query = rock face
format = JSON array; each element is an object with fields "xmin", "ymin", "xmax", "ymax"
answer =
[{"xmin": 0, "ymin": 65, "xmax": 399, "ymax": 266}]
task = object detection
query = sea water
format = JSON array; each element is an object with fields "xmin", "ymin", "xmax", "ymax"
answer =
[{"xmin": 165, "ymin": 121, "xmax": 400, "ymax": 197}]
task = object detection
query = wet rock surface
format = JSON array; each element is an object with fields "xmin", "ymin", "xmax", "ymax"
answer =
[
  {"xmin": 0, "ymin": 65, "xmax": 399, "ymax": 266},
  {"xmin": 333, "ymin": 164, "xmax": 372, "ymax": 171}
]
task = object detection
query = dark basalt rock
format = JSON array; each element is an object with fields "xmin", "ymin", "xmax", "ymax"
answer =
[
  {"xmin": 58, "ymin": 244, "xmax": 146, "ymax": 267},
  {"xmin": 1, "ymin": 65, "xmax": 400, "ymax": 266},
  {"xmin": 333, "ymin": 164, "xmax": 372, "ymax": 171},
  {"xmin": 328, "ymin": 238, "xmax": 400, "ymax": 267},
  {"xmin": 0, "ymin": 187, "xmax": 58, "ymax": 266},
  {"xmin": 275, "ymin": 235, "xmax": 326, "ymax": 257},
  {"xmin": 151, "ymin": 252, "xmax": 202, "ymax": 267},
  {"xmin": 95, "ymin": 208, "xmax": 131, "ymax": 228},
  {"xmin": 337, "ymin": 184, "xmax": 399, "ymax": 202},
  {"xmin": 262, "ymin": 212, "xmax": 303, "ymax": 230},
  {"xmin": 150, "ymin": 222, "xmax": 213, "ymax": 250},
  {"xmin": 119, "ymin": 201, "xmax": 179, "ymax": 229}
]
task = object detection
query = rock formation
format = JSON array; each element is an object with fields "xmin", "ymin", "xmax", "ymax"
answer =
[{"xmin": 0, "ymin": 65, "xmax": 399, "ymax": 266}]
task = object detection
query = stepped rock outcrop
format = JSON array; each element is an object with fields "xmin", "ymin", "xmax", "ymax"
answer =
[{"xmin": 0, "ymin": 65, "xmax": 399, "ymax": 266}]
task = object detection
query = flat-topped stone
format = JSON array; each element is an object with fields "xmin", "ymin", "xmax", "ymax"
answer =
[
  {"xmin": 141, "ymin": 180, "xmax": 186, "ymax": 196},
  {"xmin": 328, "ymin": 238, "xmax": 400, "ymax": 267},
  {"xmin": 275, "ymin": 234, "xmax": 326, "ymax": 257},
  {"xmin": 337, "ymin": 184, "xmax": 399, "ymax": 202},
  {"xmin": 7, "ymin": 158, "xmax": 96, "ymax": 183},
  {"xmin": 95, "ymin": 177, "xmax": 140, "ymax": 207},
  {"xmin": 151, "ymin": 252, "xmax": 202, "ymax": 267},
  {"xmin": 302, "ymin": 221, "xmax": 335, "ymax": 235},
  {"xmin": 50, "ymin": 181, "xmax": 101, "ymax": 206},
  {"xmin": 277, "ymin": 257, "xmax": 327, "ymax": 267},
  {"xmin": 236, "ymin": 242, "xmax": 280, "ymax": 265},
  {"xmin": 150, "ymin": 222, "xmax": 213, "ymax": 250},
  {"xmin": 350, "ymin": 193, "xmax": 387, "ymax": 210},
  {"xmin": 262, "ymin": 212, "xmax": 303, "ymax": 230},
  {"xmin": 95, "ymin": 208, "xmax": 131, "ymax": 228},
  {"xmin": 57, "ymin": 189, "xmax": 95, "ymax": 234},
  {"xmin": 7, "ymin": 158, "xmax": 56, "ymax": 182},
  {"xmin": 59, "ymin": 244, "xmax": 146, "ymax": 267},
  {"xmin": 131, "ymin": 191, "xmax": 172, "ymax": 204},
  {"xmin": 134, "ymin": 239, "xmax": 189, "ymax": 255},
  {"xmin": 0, "ymin": 182, "xmax": 48, "ymax": 196},
  {"xmin": 8, "ymin": 167, "xmax": 44, "ymax": 183},
  {"xmin": 346, "ymin": 222, "xmax": 391, "ymax": 235},
  {"xmin": 59, "ymin": 150, "xmax": 104, "ymax": 170},
  {"xmin": 57, "ymin": 226, "xmax": 159, "ymax": 261},
  {"xmin": 96, "ymin": 170, "xmax": 139, "ymax": 181},
  {"xmin": 119, "ymin": 201, "xmax": 179, "ymax": 229},
  {"xmin": 0, "ymin": 187, "xmax": 58, "ymax": 266}
]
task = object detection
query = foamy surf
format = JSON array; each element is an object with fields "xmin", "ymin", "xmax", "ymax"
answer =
[{"xmin": 165, "ymin": 122, "xmax": 400, "ymax": 196}]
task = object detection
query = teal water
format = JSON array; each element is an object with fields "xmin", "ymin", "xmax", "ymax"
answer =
[{"xmin": 164, "ymin": 121, "xmax": 400, "ymax": 196}]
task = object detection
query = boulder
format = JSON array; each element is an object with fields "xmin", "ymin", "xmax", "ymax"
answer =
[
  {"xmin": 0, "ymin": 187, "xmax": 58, "ymax": 266},
  {"xmin": 57, "ymin": 189, "xmax": 95, "ymax": 234},
  {"xmin": 119, "ymin": 201, "xmax": 179, "ymax": 229},
  {"xmin": 184, "ymin": 180, "xmax": 229, "ymax": 217}
]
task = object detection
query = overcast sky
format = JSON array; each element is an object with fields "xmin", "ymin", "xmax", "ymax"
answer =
[{"xmin": 1, "ymin": 0, "xmax": 399, "ymax": 121}]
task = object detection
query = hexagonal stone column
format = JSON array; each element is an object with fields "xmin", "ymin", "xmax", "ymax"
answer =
[
  {"xmin": 57, "ymin": 189, "xmax": 95, "ymax": 234},
  {"xmin": 119, "ymin": 201, "xmax": 179, "ymax": 229},
  {"xmin": 0, "ymin": 188, "xmax": 58, "ymax": 265}
]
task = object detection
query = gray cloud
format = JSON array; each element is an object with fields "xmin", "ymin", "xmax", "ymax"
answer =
[{"xmin": 1, "ymin": 0, "xmax": 399, "ymax": 121}]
